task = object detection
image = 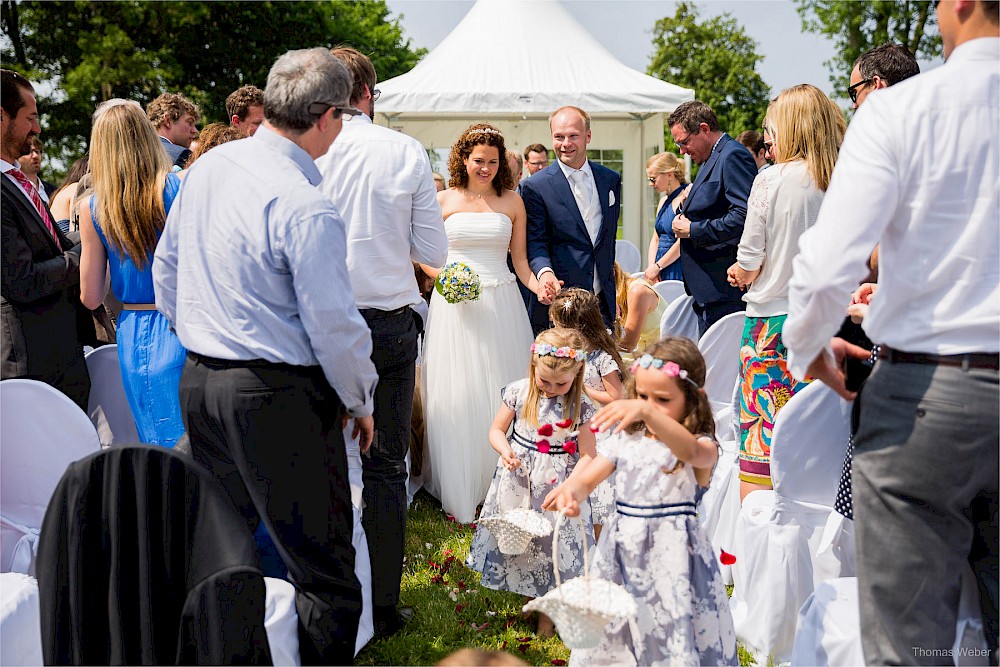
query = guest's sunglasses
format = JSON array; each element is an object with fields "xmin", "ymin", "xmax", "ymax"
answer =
[{"xmin": 847, "ymin": 78, "xmax": 873, "ymax": 104}]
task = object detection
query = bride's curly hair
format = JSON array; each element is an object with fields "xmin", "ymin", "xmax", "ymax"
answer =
[{"xmin": 447, "ymin": 123, "xmax": 515, "ymax": 195}]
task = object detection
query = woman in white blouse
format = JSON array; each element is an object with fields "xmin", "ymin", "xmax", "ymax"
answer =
[{"xmin": 727, "ymin": 84, "xmax": 846, "ymax": 500}]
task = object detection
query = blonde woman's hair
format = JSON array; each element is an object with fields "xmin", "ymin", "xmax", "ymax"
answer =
[
  {"xmin": 522, "ymin": 328, "xmax": 587, "ymax": 428},
  {"xmin": 645, "ymin": 151, "xmax": 688, "ymax": 185},
  {"xmin": 90, "ymin": 102, "xmax": 171, "ymax": 268},
  {"xmin": 612, "ymin": 261, "xmax": 633, "ymax": 342},
  {"xmin": 764, "ymin": 84, "xmax": 846, "ymax": 192}
]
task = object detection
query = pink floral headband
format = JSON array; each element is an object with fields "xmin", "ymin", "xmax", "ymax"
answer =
[
  {"xmin": 531, "ymin": 342, "xmax": 587, "ymax": 362},
  {"xmin": 631, "ymin": 354, "xmax": 701, "ymax": 388}
]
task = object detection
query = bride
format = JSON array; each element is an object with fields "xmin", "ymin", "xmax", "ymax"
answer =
[{"xmin": 421, "ymin": 123, "xmax": 546, "ymax": 523}]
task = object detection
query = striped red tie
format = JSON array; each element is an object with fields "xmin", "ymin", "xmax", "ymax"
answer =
[{"xmin": 7, "ymin": 168, "xmax": 59, "ymax": 244}]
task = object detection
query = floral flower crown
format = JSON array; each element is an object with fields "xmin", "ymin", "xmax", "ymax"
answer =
[
  {"xmin": 631, "ymin": 354, "xmax": 701, "ymax": 388},
  {"xmin": 531, "ymin": 342, "xmax": 587, "ymax": 362},
  {"xmin": 467, "ymin": 127, "xmax": 501, "ymax": 136}
]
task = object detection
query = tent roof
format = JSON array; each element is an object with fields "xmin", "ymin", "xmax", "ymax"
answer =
[{"xmin": 377, "ymin": 0, "xmax": 694, "ymax": 116}]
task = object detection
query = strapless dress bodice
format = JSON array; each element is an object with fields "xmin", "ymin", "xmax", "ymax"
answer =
[{"xmin": 443, "ymin": 211, "xmax": 515, "ymax": 286}]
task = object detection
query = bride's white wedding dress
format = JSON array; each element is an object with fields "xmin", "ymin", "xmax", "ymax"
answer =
[{"xmin": 422, "ymin": 211, "xmax": 534, "ymax": 523}]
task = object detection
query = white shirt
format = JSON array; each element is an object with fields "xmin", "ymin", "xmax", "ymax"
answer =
[
  {"xmin": 784, "ymin": 37, "xmax": 1000, "ymax": 379},
  {"xmin": 737, "ymin": 160, "xmax": 825, "ymax": 317},
  {"xmin": 555, "ymin": 158, "xmax": 602, "ymax": 292},
  {"xmin": 315, "ymin": 114, "xmax": 448, "ymax": 313}
]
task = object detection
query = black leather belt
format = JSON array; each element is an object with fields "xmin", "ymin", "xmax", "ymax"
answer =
[{"xmin": 878, "ymin": 346, "xmax": 999, "ymax": 371}]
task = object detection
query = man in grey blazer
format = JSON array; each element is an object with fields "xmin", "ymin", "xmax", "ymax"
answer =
[{"xmin": 1, "ymin": 69, "xmax": 90, "ymax": 409}]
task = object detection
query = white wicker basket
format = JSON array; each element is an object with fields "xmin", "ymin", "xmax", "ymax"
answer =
[
  {"xmin": 477, "ymin": 507, "xmax": 553, "ymax": 555},
  {"xmin": 523, "ymin": 512, "xmax": 637, "ymax": 649}
]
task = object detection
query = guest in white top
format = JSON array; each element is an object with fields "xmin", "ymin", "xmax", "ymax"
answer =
[
  {"xmin": 314, "ymin": 46, "xmax": 448, "ymax": 640},
  {"xmin": 782, "ymin": 2, "xmax": 999, "ymax": 662},
  {"xmin": 727, "ymin": 84, "xmax": 845, "ymax": 499}
]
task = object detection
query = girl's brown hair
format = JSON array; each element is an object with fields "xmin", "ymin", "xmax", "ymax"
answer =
[
  {"xmin": 625, "ymin": 336, "xmax": 715, "ymax": 438},
  {"xmin": 185, "ymin": 122, "xmax": 245, "ymax": 168},
  {"xmin": 549, "ymin": 288, "xmax": 626, "ymax": 378},
  {"xmin": 446, "ymin": 123, "xmax": 514, "ymax": 195},
  {"xmin": 522, "ymin": 328, "xmax": 587, "ymax": 428}
]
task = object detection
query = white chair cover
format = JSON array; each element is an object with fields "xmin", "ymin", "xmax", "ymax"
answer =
[
  {"xmin": 792, "ymin": 571, "xmax": 990, "ymax": 666},
  {"xmin": 659, "ymin": 295, "xmax": 698, "ymax": 342},
  {"xmin": 84, "ymin": 345, "xmax": 139, "ymax": 446},
  {"xmin": 651, "ymin": 279, "xmax": 686, "ymax": 306},
  {"xmin": 0, "ymin": 572, "xmax": 43, "ymax": 666},
  {"xmin": 697, "ymin": 312, "xmax": 745, "ymax": 415},
  {"xmin": 699, "ymin": 380, "xmax": 742, "ymax": 585},
  {"xmin": 729, "ymin": 382, "xmax": 853, "ymax": 664},
  {"xmin": 0, "ymin": 380, "xmax": 100, "ymax": 574},
  {"xmin": 614, "ymin": 239, "xmax": 641, "ymax": 274},
  {"xmin": 343, "ymin": 421, "xmax": 376, "ymax": 655},
  {"xmin": 264, "ymin": 578, "xmax": 301, "ymax": 666}
]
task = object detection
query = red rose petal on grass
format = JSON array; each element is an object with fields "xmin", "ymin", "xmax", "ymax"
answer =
[
  {"xmin": 459, "ymin": 620, "xmax": 466, "ymax": 627},
  {"xmin": 552, "ymin": 661, "xmax": 567, "ymax": 666},
  {"xmin": 458, "ymin": 581, "xmax": 466, "ymax": 589},
  {"xmin": 555, "ymin": 418, "xmax": 573, "ymax": 429},
  {"xmin": 505, "ymin": 619, "xmax": 517, "ymax": 628},
  {"xmin": 455, "ymin": 604, "xmax": 465, "ymax": 613},
  {"xmin": 476, "ymin": 622, "xmax": 489, "ymax": 631},
  {"xmin": 447, "ymin": 515, "xmax": 456, "ymax": 522},
  {"xmin": 563, "ymin": 441, "xmax": 577, "ymax": 455},
  {"xmin": 501, "ymin": 642, "xmax": 508, "ymax": 650},
  {"xmin": 536, "ymin": 441, "xmax": 551, "ymax": 454},
  {"xmin": 517, "ymin": 645, "xmax": 529, "ymax": 654},
  {"xmin": 537, "ymin": 423, "xmax": 554, "ymax": 437},
  {"xmin": 443, "ymin": 549, "xmax": 453, "ymax": 556},
  {"xmin": 720, "ymin": 549, "xmax": 737, "ymax": 565}
]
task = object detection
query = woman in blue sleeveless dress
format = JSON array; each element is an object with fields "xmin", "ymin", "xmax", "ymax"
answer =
[
  {"xmin": 642, "ymin": 152, "xmax": 690, "ymax": 283},
  {"xmin": 79, "ymin": 100, "xmax": 186, "ymax": 447}
]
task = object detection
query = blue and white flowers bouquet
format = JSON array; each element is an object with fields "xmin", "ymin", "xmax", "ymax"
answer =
[{"xmin": 435, "ymin": 262, "xmax": 482, "ymax": 304}]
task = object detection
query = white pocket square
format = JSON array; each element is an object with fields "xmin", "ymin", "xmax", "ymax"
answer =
[{"xmin": 608, "ymin": 190, "xmax": 616, "ymax": 207}]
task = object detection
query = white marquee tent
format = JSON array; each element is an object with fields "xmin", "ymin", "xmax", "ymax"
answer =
[{"xmin": 374, "ymin": 0, "xmax": 694, "ymax": 246}]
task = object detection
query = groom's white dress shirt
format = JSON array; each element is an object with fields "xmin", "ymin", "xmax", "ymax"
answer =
[
  {"xmin": 555, "ymin": 159, "xmax": 602, "ymax": 293},
  {"xmin": 784, "ymin": 37, "xmax": 1000, "ymax": 379},
  {"xmin": 315, "ymin": 114, "xmax": 448, "ymax": 315}
]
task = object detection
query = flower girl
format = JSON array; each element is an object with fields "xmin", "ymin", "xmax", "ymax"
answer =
[
  {"xmin": 467, "ymin": 328, "xmax": 598, "ymax": 635},
  {"xmin": 546, "ymin": 337, "xmax": 737, "ymax": 665}
]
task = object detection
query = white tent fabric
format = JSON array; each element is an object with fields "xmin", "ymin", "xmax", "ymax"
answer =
[{"xmin": 377, "ymin": 0, "xmax": 692, "ymax": 115}]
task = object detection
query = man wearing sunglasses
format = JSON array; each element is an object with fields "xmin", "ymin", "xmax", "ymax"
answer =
[
  {"xmin": 315, "ymin": 45, "xmax": 448, "ymax": 641},
  {"xmin": 848, "ymin": 42, "xmax": 920, "ymax": 110},
  {"xmin": 154, "ymin": 48, "xmax": 377, "ymax": 665},
  {"xmin": 785, "ymin": 1, "xmax": 999, "ymax": 663}
]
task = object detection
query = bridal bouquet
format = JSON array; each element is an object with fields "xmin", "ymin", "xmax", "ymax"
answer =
[{"xmin": 435, "ymin": 262, "xmax": 481, "ymax": 304}]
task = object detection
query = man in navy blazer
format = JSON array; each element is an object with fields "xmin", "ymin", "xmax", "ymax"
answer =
[
  {"xmin": 523, "ymin": 106, "xmax": 622, "ymax": 333},
  {"xmin": 668, "ymin": 100, "xmax": 756, "ymax": 336}
]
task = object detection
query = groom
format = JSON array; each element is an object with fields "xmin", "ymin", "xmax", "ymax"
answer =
[{"xmin": 523, "ymin": 106, "xmax": 622, "ymax": 333}]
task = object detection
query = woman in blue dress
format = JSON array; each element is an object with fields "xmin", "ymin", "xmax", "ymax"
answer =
[
  {"xmin": 642, "ymin": 152, "xmax": 690, "ymax": 284},
  {"xmin": 79, "ymin": 100, "xmax": 186, "ymax": 447}
]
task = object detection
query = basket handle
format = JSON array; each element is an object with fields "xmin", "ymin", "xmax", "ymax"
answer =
[
  {"xmin": 498, "ymin": 460, "xmax": 531, "ymax": 513},
  {"xmin": 552, "ymin": 510, "xmax": 590, "ymax": 592}
]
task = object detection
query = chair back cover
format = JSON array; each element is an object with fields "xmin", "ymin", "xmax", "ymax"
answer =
[
  {"xmin": 36, "ymin": 444, "xmax": 271, "ymax": 665},
  {"xmin": 652, "ymin": 279, "xmax": 686, "ymax": 306},
  {"xmin": 659, "ymin": 295, "xmax": 698, "ymax": 342},
  {"xmin": 697, "ymin": 312, "xmax": 746, "ymax": 412},
  {"xmin": 769, "ymin": 381, "xmax": 851, "ymax": 505},
  {"xmin": 85, "ymin": 345, "xmax": 139, "ymax": 446},
  {"xmin": 0, "ymin": 380, "xmax": 100, "ymax": 574},
  {"xmin": 0, "ymin": 572, "xmax": 43, "ymax": 666},
  {"xmin": 614, "ymin": 239, "xmax": 641, "ymax": 274}
]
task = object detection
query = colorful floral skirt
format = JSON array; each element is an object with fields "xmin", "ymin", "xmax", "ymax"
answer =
[{"xmin": 738, "ymin": 315, "xmax": 810, "ymax": 485}]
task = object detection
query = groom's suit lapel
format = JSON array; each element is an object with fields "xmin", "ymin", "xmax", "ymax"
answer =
[
  {"xmin": 592, "ymin": 165, "xmax": 615, "ymax": 249},
  {"xmin": 544, "ymin": 163, "xmax": 591, "ymax": 244}
]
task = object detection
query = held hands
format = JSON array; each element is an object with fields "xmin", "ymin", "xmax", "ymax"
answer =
[
  {"xmin": 643, "ymin": 263, "xmax": 661, "ymax": 283},
  {"xmin": 848, "ymin": 283, "xmax": 878, "ymax": 323},
  {"xmin": 726, "ymin": 262, "xmax": 760, "ymax": 291},
  {"xmin": 536, "ymin": 272, "xmax": 563, "ymax": 305},
  {"xmin": 671, "ymin": 214, "xmax": 691, "ymax": 240}
]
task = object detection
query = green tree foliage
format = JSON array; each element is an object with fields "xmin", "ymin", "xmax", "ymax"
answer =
[
  {"xmin": 795, "ymin": 0, "xmax": 941, "ymax": 96},
  {"xmin": 1, "ymin": 0, "xmax": 425, "ymax": 173},
  {"xmin": 648, "ymin": 1, "xmax": 770, "ymax": 146}
]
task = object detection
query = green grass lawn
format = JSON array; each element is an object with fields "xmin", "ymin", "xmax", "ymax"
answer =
[{"xmin": 356, "ymin": 490, "xmax": 759, "ymax": 666}]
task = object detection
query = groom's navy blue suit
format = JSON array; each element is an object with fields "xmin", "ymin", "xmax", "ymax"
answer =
[
  {"xmin": 678, "ymin": 133, "xmax": 756, "ymax": 334},
  {"xmin": 523, "ymin": 160, "xmax": 622, "ymax": 333}
]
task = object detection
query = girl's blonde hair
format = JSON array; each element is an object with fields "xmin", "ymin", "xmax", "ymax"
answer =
[
  {"xmin": 612, "ymin": 261, "xmax": 633, "ymax": 342},
  {"xmin": 625, "ymin": 337, "xmax": 714, "ymax": 438},
  {"xmin": 645, "ymin": 151, "xmax": 688, "ymax": 185},
  {"xmin": 549, "ymin": 288, "xmax": 626, "ymax": 378},
  {"xmin": 90, "ymin": 102, "xmax": 171, "ymax": 268},
  {"xmin": 522, "ymin": 328, "xmax": 587, "ymax": 428},
  {"xmin": 764, "ymin": 84, "xmax": 846, "ymax": 192}
]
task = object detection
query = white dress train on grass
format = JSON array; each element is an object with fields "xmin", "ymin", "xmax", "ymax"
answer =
[{"xmin": 422, "ymin": 212, "xmax": 535, "ymax": 524}]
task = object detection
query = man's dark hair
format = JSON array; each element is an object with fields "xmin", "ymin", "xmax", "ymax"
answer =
[
  {"xmin": 985, "ymin": 1, "xmax": 999, "ymax": 22},
  {"xmin": 1, "ymin": 69, "xmax": 34, "ymax": 119},
  {"xmin": 330, "ymin": 46, "xmax": 377, "ymax": 106},
  {"xmin": 737, "ymin": 130, "xmax": 765, "ymax": 154},
  {"xmin": 225, "ymin": 85, "xmax": 264, "ymax": 122},
  {"xmin": 854, "ymin": 43, "xmax": 920, "ymax": 87},
  {"xmin": 667, "ymin": 100, "xmax": 721, "ymax": 134},
  {"xmin": 523, "ymin": 143, "xmax": 548, "ymax": 160}
]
